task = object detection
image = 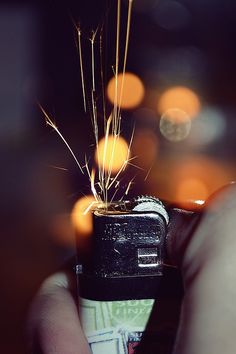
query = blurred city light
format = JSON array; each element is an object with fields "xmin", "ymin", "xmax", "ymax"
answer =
[
  {"xmin": 95, "ymin": 135, "xmax": 129, "ymax": 173},
  {"xmin": 157, "ymin": 86, "xmax": 201, "ymax": 118},
  {"xmin": 188, "ymin": 106, "xmax": 226, "ymax": 146},
  {"xmin": 173, "ymin": 156, "xmax": 232, "ymax": 205},
  {"xmin": 142, "ymin": 46, "xmax": 206, "ymax": 88},
  {"xmin": 157, "ymin": 86, "xmax": 201, "ymax": 119},
  {"xmin": 176, "ymin": 178, "xmax": 209, "ymax": 204},
  {"xmin": 107, "ymin": 72, "xmax": 145, "ymax": 109},
  {"xmin": 144, "ymin": 155, "xmax": 234, "ymax": 205},
  {"xmin": 71, "ymin": 195, "xmax": 96, "ymax": 237},
  {"xmin": 152, "ymin": 0, "xmax": 191, "ymax": 31},
  {"xmin": 159, "ymin": 108, "xmax": 191, "ymax": 142}
]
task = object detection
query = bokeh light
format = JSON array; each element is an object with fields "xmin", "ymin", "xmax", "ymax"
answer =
[
  {"xmin": 159, "ymin": 108, "xmax": 191, "ymax": 142},
  {"xmin": 173, "ymin": 156, "xmax": 232, "ymax": 205},
  {"xmin": 131, "ymin": 129, "xmax": 159, "ymax": 168},
  {"xmin": 188, "ymin": 106, "xmax": 226, "ymax": 146},
  {"xmin": 143, "ymin": 46, "xmax": 206, "ymax": 88},
  {"xmin": 153, "ymin": 0, "xmax": 191, "ymax": 31},
  {"xmin": 145, "ymin": 155, "xmax": 234, "ymax": 206},
  {"xmin": 95, "ymin": 135, "xmax": 129, "ymax": 173},
  {"xmin": 157, "ymin": 86, "xmax": 201, "ymax": 119},
  {"xmin": 107, "ymin": 72, "xmax": 145, "ymax": 109},
  {"xmin": 71, "ymin": 195, "xmax": 96, "ymax": 237},
  {"xmin": 50, "ymin": 214, "xmax": 75, "ymax": 247},
  {"xmin": 176, "ymin": 178, "xmax": 209, "ymax": 203}
]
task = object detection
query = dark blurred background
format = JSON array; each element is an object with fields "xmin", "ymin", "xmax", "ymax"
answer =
[{"xmin": 1, "ymin": 0, "xmax": 236, "ymax": 353}]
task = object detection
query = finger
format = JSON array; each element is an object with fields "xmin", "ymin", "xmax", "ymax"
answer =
[
  {"xmin": 28, "ymin": 271, "xmax": 90, "ymax": 354},
  {"xmin": 168, "ymin": 184, "xmax": 236, "ymax": 354}
]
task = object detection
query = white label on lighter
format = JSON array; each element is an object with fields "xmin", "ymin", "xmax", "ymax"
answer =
[{"xmin": 79, "ymin": 297, "xmax": 155, "ymax": 354}]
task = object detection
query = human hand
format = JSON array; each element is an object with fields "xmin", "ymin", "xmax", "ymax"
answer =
[{"xmin": 28, "ymin": 184, "xmax": 236, "ymax": 354}]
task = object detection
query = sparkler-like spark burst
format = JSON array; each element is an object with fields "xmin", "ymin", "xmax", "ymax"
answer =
[
  {"xmin": 81, "ymin": 0, "xmax": 136, "ymax": 205},
  {"xmin": 41, "ymin": 1, "xmax": 141, "ymax": 207}
]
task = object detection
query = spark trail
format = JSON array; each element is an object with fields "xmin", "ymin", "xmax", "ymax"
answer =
[{"xmin": 42, "ymin": 1, "xmax": 136, "ymax": 207}]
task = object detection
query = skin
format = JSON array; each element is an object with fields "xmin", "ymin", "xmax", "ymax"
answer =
[{"xmin": 28, "ymin": 184, "xmax": 236, "ymax": 354}]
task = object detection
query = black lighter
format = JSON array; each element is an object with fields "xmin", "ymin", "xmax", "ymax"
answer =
[{"xmin": 77, "ymin": 196, "xmax": 202, "ymax": 354}]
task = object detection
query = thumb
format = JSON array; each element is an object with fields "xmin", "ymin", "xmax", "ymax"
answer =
[
  {"xmin": 167, "ymin": 184, "xmax": 236, "ymax": 354},
  {"xmin": 27, "ymin": 271, "xmax": 90, "ymax": 354}
]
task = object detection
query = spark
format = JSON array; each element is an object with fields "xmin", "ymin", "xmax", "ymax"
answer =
[
  {"xmin": 83, "ymin": 155, "xmax": 92, "ymax": 180},
  {"xmin": 90, "ymin": 27, "xmax": 99, "ymax": 92},
  {"xmin": 144, "ymin": 162, "xmax": 155, "ymax": 181},
  {"xmin": 127, "ymin": 161, "xmax": 144, "ymax": 171},
  {"xmin": 101, "ymin": 115, "xmax": 112, "ymax": 203},
  {"xmin": 106, "ymin": 158, "xmax": 128, "ymax": 190},
  {"xmin": 110, "ymin": 187, "xmax": 120, "ymax": 203},
  {"xmin": 89, "ymin": 1, "xmax": 135, "ymax": 205},
  {"xmin": 125, "ymin": 176, "xmax": 136, "ymax": 195},
  {"xmin": 113, "ymin": 0, "xmax": 121, "ymax": 133},
  {"xmin": 91, "ymin": 90, "xmax": 98, "ymax": 143},
  {"xmin": 106, "ymin": 125, "xmax": 135, "ymax": 191},
  {"xmin": 77, "ymin": 26, "xmax": 87, "ymax": 112},
  {"xmin": 106, "ymin": 132, "xmax": 117, "ymax": 189},
  {"xmin": 102, "ymin": 115, "xmax": 112, "ymax": 178},
  {"xmin": 106, "ymin": 154, "xmax": 141, "ymax": 191},
  {"xmin": 97, "ymin": 181, "xmax": 103, "ymax": 191},
  {"xmin": 39, "ymin": 104, "xmax": 84, "ymax": 174},
  {"xmin": 90, "ymin": 168, "xmax": 100, "ymax": 201},
  {"xmin": 48, "ymin": 164, "xmax": 68, "ymax": 171},
  {"xmin": 115, "ymin": 180, "xmax": 120, "ymax": 189},
  {"xmin": 105, "ymin": 116, "xmax": 133, "ymax": 196},
  {"xmin": 117, "ymin": 0, "xmax": 134, "ymax": 118},
  {"xmin": 99, "ymin": 27, "xmax": 107, "ymax": 133},
  {"xmin": 42, "ymin": 2, "xmax": 138, "ymax": 208},
  {"xmin": 91, "ymin": 89, "xmax": 104, "ymax": 193},
  {"xmin": 82, "ymin": 200, "xmax": 98, "ymax": 215}
]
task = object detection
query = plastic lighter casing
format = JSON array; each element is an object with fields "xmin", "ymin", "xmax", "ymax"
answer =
[
  {"xmin": 76, "ymin": 197, "xmax": 199, "ymax": 354},
  {"xmin": 79, "ymin": 208, "xmax": 169, "ymax": 301}
]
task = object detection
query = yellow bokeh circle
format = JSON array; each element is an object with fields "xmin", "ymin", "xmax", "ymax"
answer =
[
  {"xmin": 95, "ymin": 135, "xmax": 129, "ymax": 173},
  {"xmin": 107, "ymin": 72, "xmax": 145, "ymax": 109},
  {"xmin": 71, "ymin": 195, "xmax": 96, "ymax": 236},
  {"xmin": 158, "ymin": 86, "xmax": 201, "ymax": 119}
]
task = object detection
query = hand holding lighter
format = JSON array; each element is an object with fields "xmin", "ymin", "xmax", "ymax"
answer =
[{"xmin": 76, "ymin": 196, "xmax": 202, "ymax": 354}]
